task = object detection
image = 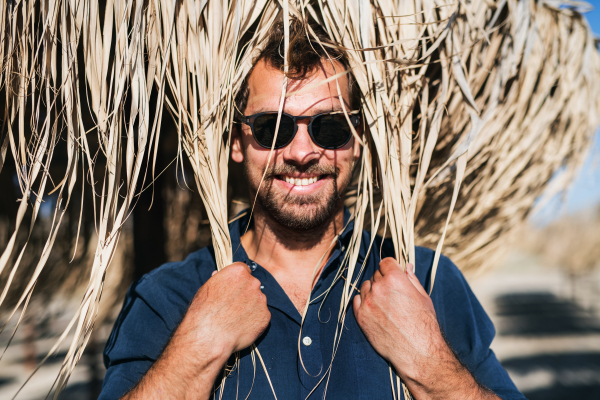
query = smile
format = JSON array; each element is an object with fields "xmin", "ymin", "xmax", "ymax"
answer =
[{"xmin": 279, "ymin": 175, "xmax": 323, "ymax": 186}]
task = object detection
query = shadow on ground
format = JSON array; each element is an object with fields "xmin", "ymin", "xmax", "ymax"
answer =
[
  {"xmin": 495, "ymin": 292, "xmax": 600, "ymax": 400},
  {"xmin": 494, "ymin": 292, "xmax": 600, "ymax": 336},
  {"xmin": 522, "ymin": 384, "xmax": 600, "ymax": 400}
]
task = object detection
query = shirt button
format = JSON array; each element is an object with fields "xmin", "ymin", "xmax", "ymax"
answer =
[
  {"xmin": 260, "ymin": 285, "xmax": 264, "ymax": 290},
  {"xmin": 302, "ymin": 336, "xmax": 312, "ymax": 346},
  {"xmin": 250, "ymin": 262, "xmax": 257, "ymax": 272},
  {"xmin": 341, "ymin": 245, "xmax": 346, "ymax": 252}
]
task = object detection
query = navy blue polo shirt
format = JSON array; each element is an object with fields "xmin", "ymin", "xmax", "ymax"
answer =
[{"xmin": 99, "ymin": 210, "xmax": 524, "ymax": 400}]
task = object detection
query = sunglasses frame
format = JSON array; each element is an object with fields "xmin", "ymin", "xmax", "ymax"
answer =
[{"xmin": 237, "ymin": 110, "xmax": 361, "ymax": 150}]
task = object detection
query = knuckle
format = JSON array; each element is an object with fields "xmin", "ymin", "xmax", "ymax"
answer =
[
  {"xmin": 250, "ymin": 277, "xmax": 262, "ymax": 290},
  {"xmin": 371, "ymin": 281, "xmax": 387, "ymax": 297},
  {"xmin": 232, "ymin": 262, "xmax": 250, "ymax": 271},
  {"xmin": 388, "ymin": 269, "xmax": 402, "ymax": 282},
  {"xmin": 380, "ymin": 257, "xmax": 395, "ymax": 268},
  {"xmin": 232, "ymin": 264, "xmax": 252, "ymax": 279},
  {"xmin": 369, "ymin": 282, "xmax": 381, "ymax": 296}
]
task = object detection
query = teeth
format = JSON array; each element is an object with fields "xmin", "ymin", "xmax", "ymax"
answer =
[{"xmin": 283, "ymin": 176, "xmax": 318, "ymax": 186}]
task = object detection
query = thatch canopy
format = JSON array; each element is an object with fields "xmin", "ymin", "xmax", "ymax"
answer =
[{"xmin": 1, "ymin": 0, "xmax": 599, "ymax": 396}]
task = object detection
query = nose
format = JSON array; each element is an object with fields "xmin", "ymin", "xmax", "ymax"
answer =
[{"xmin": 283, "ymin": 120, "xmax": 320, "ymax": 164}]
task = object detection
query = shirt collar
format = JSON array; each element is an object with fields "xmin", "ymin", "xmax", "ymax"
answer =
[
  {"xmin": 227, "ymin": 208, "xmax": 364, "ymax": 323},
  {"xmin": 228, "ymin": 207, "xmax": 365, "ymax": 277}
]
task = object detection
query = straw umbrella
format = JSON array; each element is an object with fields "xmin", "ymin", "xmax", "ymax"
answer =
[{"xmin": 0, "ymin": 0, "xmax": 599, "ymax": 398}]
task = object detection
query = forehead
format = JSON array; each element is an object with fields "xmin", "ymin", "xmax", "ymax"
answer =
[{"xmin": 245, "ymin": 59, "xmax": 351, "ymax": 115}]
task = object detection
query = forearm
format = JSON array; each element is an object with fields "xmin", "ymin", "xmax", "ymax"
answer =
[
  {"xmin": 394, "ymin": 342, "xmax": 500, "ymax": 400},
  {"xmin": 111, "ymin": 262, "xmax": 268, "ymax": 400},
  {"xmin": 121, "ymin": 334, "xmax": 231, "ymax": 400}
]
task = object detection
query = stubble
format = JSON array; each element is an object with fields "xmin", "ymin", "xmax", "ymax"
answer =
[{"xmin": 244, "ymin": 160, "xmax": 352, "ymax": 230}]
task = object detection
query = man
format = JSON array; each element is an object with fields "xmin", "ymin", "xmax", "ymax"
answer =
[{"xmin": 99, "ymin": 19, "xmax": 525, "ymax": 400}]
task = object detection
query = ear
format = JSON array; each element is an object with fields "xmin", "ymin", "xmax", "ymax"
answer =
[{"xmin": 231, "ymin": 125, "xmax": 244, "ymax": 163}]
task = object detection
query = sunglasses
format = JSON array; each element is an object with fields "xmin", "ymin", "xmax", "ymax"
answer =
[{"xmin": 236, "ymin": 110, "xmax": 361, "ymax": 150}]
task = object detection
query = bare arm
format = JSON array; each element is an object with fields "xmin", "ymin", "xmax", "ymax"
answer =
[
  {"xmin": 353, "ymin": 258, "xmax": 500, "ymax": 400},
  {"xmin": 120, "ymin": 336, "xmax": 229, "ymax": 400},
  {"xmin": 122, "ymin": 263, "xmax": 271, "ymax": 400}
]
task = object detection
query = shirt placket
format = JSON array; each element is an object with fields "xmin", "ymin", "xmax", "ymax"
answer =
[
  {"xmin": 297, "ymin": 240, "xmax": 349, "ymax": 399},
  {"xmin": 298, "ymin": 303, "xmax": 324, "ymax": 397},
  {"xmin": 234, "ymin": 214, "xmax": 356, "ymax": 400}
]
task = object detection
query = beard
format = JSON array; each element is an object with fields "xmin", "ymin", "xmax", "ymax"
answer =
[{"xmin": 244, "ymin": 160, "xmax": 353, "ymax": 231}]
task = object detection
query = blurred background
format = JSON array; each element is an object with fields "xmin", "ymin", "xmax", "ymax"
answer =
[{"xmin": 1, "ymin": 2, "xmax": 600, "ymax": 400}]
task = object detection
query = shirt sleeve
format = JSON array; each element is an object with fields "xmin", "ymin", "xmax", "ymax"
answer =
[
  {"xmin": 98, "ymin": 251, "xmax": 213, "ymax": 400},
  {"xmin": 414, "ymin": 247, "xmax": 526, "ymax": 400},
  {"xmin": 98, "ymin": 275, "xmax": 178, "ymax": 400}
]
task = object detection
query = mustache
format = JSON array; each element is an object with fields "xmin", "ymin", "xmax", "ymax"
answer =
[{"xmin": 265, "ymin": 163, "xmax": 339, "ymax": 179}]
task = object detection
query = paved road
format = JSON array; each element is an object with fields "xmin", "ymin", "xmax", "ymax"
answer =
[{"xmin": 469, "ymin": 250, "xmax": 600, "ymax": 400}]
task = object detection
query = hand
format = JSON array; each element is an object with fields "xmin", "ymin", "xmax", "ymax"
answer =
[
  {"xmin": 124, "ymin": 262, "xmax": 270, "ymax": 400},
  {"xmin": 175, "ymin": 262, "xmax": 271, "ymax": 357},
  {"xmin": 353, "ymin": 258, "xmax": 446, "ymax": 379},
  {"xmin": 353, "ymin": 258, "xmax": 494, "ymax": 400}
]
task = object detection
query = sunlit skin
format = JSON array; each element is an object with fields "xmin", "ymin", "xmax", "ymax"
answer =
[
  {"xmin": 231, "ymin": 59, "xmax": 360, "ymax": 313},
  {"xmin": 120, "ymin": 59, "xmax": 500, "ymax": 400}
]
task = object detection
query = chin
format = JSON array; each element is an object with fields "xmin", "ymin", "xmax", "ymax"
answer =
[
  {"xmin": 279, "ymin": 204, "xmax": 334, "ymax": 230},
  {"xmin": 260, "ymin": 195, "xmax": 340, "ymax": 231}
]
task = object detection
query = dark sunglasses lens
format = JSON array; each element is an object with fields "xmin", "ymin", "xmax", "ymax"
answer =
[
  {"xmin": 311, "ymin": 114, "xmax": 354, "ymax": 149},
  {"xmin": 253, "ymin": 114, "xmax": 295, "ymax": 149}
]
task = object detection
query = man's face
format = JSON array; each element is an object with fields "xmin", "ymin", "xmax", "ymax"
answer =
[{"xmin": 231, "ymin": 59, "xmax": 361, "ymax": 230}]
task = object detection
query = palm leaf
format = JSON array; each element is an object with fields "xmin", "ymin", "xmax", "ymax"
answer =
[{"xmin": 0, "ymin": 0, "xmax": 598, "ymax": 398}]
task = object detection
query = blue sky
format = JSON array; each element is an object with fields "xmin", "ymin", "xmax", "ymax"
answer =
[{"xmin": 533, "ymin": 1, "xmax": 600, "ymax": 222}]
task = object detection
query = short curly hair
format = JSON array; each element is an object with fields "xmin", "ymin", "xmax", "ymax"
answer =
[{"xmin": 235, "ymin": 17, "xmax": 359, "ymax": 115}]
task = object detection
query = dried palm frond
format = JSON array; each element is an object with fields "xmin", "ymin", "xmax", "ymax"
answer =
[
  {"xmin": 0, "ymin": 0, "xmax": 598, "ymax": 398},
  {"xmin": 413, "ymin": 0, "xmax": 600, "ymax": 273}
]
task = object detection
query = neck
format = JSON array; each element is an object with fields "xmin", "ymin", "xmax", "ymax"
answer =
[{"xmin": 241, "ymin": 202, "xmax": 345, "ymax": 282}]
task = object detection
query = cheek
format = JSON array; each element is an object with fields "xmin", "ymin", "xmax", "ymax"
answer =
[
  {"xmin": 244, "ymin": 144, "xmax": 284, "ymax": 172},
  {"xmin": 326, "ymin": 147, "xmax": 357, "ymax": 172}
]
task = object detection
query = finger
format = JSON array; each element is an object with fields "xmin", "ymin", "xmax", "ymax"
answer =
[
  {"xmin": 360, "ymin": 280, "xmax": 372, "ymax": 303},
  {"xmin": 406, "ymin": 263, "xmax": 429, "ymax": 297},
  {"xmin": 211, "ymin": 270, "xmax": 218, "ymax": 277},
  {"xmin": 372, "ymin": 270, "xmax": 383, "ymax": 283},
  {"xmin": 379, "ymin": 257, "xmax": 401, "ymax": 275},
  {"xmin": 353, "ymin": 294, "xmax": 361, "ymax": 312},
  {"xmin": 233, "ymin": 261, "xmax": 252, "ymax": 273}
]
